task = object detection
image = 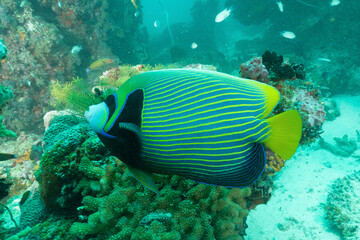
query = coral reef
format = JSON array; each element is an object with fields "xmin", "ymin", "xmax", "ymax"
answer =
[
  {"xmin": 0, "ymin": 0, "xmax": 145, "ymax": 135},
  {"xmin": 291, "ymin": 88, "xmax": 326, "ymax": 128},
  {"xmin": 265, "ymin": 147, "xmax": 286, "ymax": 175},
  {"xmin": 261, "ymin": 51, "xmax": 305, "ymax": 81},
  {"xmin": 34, "ymin": 112, "xmax": 257, "ymax": 239},
  {"xmin": 98, "ymin": 65, "xmax": 144, "ymax": 90},
  {"xmin": 325, "ymin": 171, "xmax": 360, "ymax": 239},
  {"xmin": 239, "ymin": 57, "xmax": 269, "ymax": 83},
  {"xmin": 28, "ymin": 79, "xmax": 278, "ymax": 239},
  {"xmin": 19, "ymin": 190, "xmax": 46, "ymax": 230},
  {"xmin": 239, "ymin": 55, "xmax": 325, "ymax": 145},
  {"xmin": 319, "ymin": 135, "xmax": 357, "ymax": 157}
]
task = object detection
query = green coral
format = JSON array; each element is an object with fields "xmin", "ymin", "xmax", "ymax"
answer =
[
  {"xmin": 38, "ymin": 114, "xmax": 107, "ymax": 211},
  {"xmin": 0, "ymin": 84, "xmax": 13, "ymax": 109},
  {"xmin": 36, "ymin": 112, "xmax": 253, "ymax": 239},
  {"xmin": 79, "ymin": 157, "xmax": 106, "ymax": 180},
  {"xmin": 0, "ymin": 116, "xmax": 16, "ymax": 138},
  {"xmin": 0, "ymin": 84, "xmax": 16, "ymax": 138}
]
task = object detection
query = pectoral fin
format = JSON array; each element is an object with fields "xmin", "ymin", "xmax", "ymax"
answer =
[{"xmin": 127, "ymin": 165, "xmax": 160, "ymax": 194}]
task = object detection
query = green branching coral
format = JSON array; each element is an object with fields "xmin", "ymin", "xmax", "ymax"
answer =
[{"xmin": 36, "ymin": 112, "xmax": 254, "ymax": 240}]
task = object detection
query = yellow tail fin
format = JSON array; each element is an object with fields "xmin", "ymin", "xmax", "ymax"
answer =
[{"xmin": 264, "ymin": 110, "xmax": 302, "ymax": 159}]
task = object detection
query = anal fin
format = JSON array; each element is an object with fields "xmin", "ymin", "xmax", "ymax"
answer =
[{"xmin": 127, "ymin": 165, "xmax": 160, "ymax": 194}]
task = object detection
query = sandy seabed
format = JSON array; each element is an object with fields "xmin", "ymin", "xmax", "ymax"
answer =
[{"xmin": 245, "ymin": 95, "xmax": 360, "ymax": 240}]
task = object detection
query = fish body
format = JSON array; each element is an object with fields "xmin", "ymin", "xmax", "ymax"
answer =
[
  {"xmin": 215, "ymin": 7, "xmax": 232, "ymax": 22},
  {"xmin": 71, "ymin": 45, "xmax": 82, "ymax": 54},
  {"xmin": 86, "ymin": 58, "xmax": 113, "ymax": 73},
  {"xmin": 20, "ymin": 0, "xmax": 26, "ymax": 7},
  {"xmin": 131, "ymin": 0, "xmax": 138, "ymax": 9},
  {"xmin": 317, "ymin": 58, "xmax": 331, "ymax": 62},
  {"xmin": 154, "ymin": 20, "xmax": 160, "ymax": 28},
  {"xmin": 191, "ymin": 42, "xmax": 198, "ymax": 49},
  {"xmin": 85, "ymin": 69, "xmax": 302, "ymax": 193},
  {"xmin": 276, "ymin": 0, "xmax": 284, "ymax": 12},
  {"xmin": 280, "ymin": 31, "xmax": 296, "ymax": 39},
  {"xmin": 0, "ymin": 153, "xmax": 16, "ymax": 161},
  {"xmin": 330, "ymin": 0, "xmax": 340, "ymax": 6}
]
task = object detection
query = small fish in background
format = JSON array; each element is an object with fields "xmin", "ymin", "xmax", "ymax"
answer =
[
  {"xmin": 317, "ymin": 58, "xmax": 331, "ymax": 62},
  {"xmin": 131, "ymin": 0, "xmax": 138, "ymax": 9},
  {"xmin": 71, "ymin": 45, "xmax": 82, "ymax": 54},
  {"xmin": 86, "ymin": 58, "xmax": 114, "ymax": 74},
  {"xmin": 0, "ymin": 153, "xmax": 16, "ymax": 162},
  {"xmin": 330, "ymin": 0, "xmax": 340, "ymax": 6},
  {"xmin": 154, "ymin": 20, "xmax": 160, "ymax": 28},
  {"xmin": 215, "ymin": 7, "xmax": 233, "ymax": 23},
  {"xmin": 191, "ymin": 42, "xmax": 198, "ymax": 49},
  {"xmin": 134, "ymin": 10, "xmax": 140, "ymax": 17},
  {"xmin": 20, "ymin": 0, "xmax": 26, "ymax": 7},
  {"xmin": 280, "ymin": 31, "xmax": 296, "ymax": 39},
  {"xmin": 58, "ymin": 1, "xmax": 62, "ymax": 8},
  {"xmin": 276, "ymin": 0, "xmax": 284, "ymax": 12}
]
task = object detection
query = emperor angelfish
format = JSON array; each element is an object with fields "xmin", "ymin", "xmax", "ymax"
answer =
[{"xmin": 85, "ymin": 69, "xmax": 302, "ymax": 194}]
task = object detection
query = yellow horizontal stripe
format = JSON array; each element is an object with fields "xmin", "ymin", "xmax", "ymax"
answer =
[
  {"xmin": 143, "ymin": 75, "xmax": 178, "ymax": 90},
  {"xmin": 146, "ymin": 77, "xmax": 215, "ymax": 99},
  {"xmin": 142, "ymin": 116, "xmax": 255, "ymax": 133},
  {"xmin": 143, "ymin": 151, "xmax": 255, "ymax": 169},
  {"xmin": 146, "ymin": 74, "xmax": 202, "ymax": 94},
  {"xmin": 142, "ymin": 111, "xmax": 257, "ymax": 127},
  {"xmin": 143, "ymin": 124, "xmax": 266, "ymax": 147},
  {"xmin": 146, "ymin": 81, "xmax": 225, "ymax": 104},
  {"xmin": 146, "ymin": 79, "xmax": 263, "ymax": 104},
  {"xmin": 145, "ymin": 91, "xmax": 263, "ymax": 113},
  {"xmin": 143, "ymin": 143, "xmax": 242, "ymax": 152},
  {"xmin": 142, "ymin": 145, "xmax": 252, "ymax": 158},
  {"xmin": 147, "ymin": 162, "xmax": 256, "ymax": 176},
  {"xmin": 143, "ymin": 119, "xmax": 259, "ymax": 138},
  {"xmin": 143, "ymin": 99, "xmax": 265, "ymax": 120},
  {"xmin": 143, "ymin": 125, "xmax": 270, "ymax": 145}
]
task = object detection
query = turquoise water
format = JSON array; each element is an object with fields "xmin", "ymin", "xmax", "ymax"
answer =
[{"xmin": 0, "ymin": 0, "xmax": 359, "ymax": 239}]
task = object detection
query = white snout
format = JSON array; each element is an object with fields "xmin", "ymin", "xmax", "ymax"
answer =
[{"xmin": 84, "ymin": 102, "xmax": 108, "ymax": 133}]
